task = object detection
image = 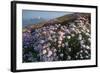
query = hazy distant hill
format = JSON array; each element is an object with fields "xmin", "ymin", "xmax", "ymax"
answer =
[{"xmin": 23, "ymin": 17, "xmax": 46, "ymax": 27}]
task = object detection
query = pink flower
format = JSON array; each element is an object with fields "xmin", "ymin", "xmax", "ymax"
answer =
[
  {"xmin": 42, "ymin": 50, "xmax": 47, "ymax": 54},
  {"xmin": 86, "ymin": 46, "xmax": 90, "ymax": 49},
  {"xmin": 43, "ymin": 44, "xmax": 47, "ymax": 49},
  {"xmin": 71, "ymin": 34, "xmax": 75, "ymax": 37},
  {"xmin": 62, "ymin": 44, "xmax": 65, "ymax": 47},
  {"xmin": 48, "ymin": 36, "xmax": 52, "ymax": 40},
  {"xmin": 40, "ymin": 40, "xmax": 45, "ymax": 44},
  {"xmin": 70, "ymin": 28, "xmax": 75, "ymax": 32},
  {"xmin": 67, "ymin": 36, "xmax": 71, "ymax": 39},
  {"xmin": 86, "ymin": 29, "xmax": 90, "ymax": 33},
  {"xmin": 53, "ymin": 49, "xmax": 57, "ymax": 52},
  {"xmin": 54, "ymin": 38, "xmax": 57, "ymax": 42},
  {"xmin": 46, "ymin": 47, "xmax": 50, "ymax": 51},
  {"xmin": 58, "ymin": 40, "xmax": 62, "ymax": 45},
  {"xmin": 60, "ymin": 53, "xmax": 64, "ymax": 57},
  {"xmin": 47, "ymin": 50, "xmax": 52, "ymax": 57},
  {"xmin": 58, "ymin": 44, "xmax": 61, "ymax": 48},
  {"xmin": 42, "ymin": 31, "xmax": 46, "ymax": 35},
  {"xmin": 58, "ymin": 31, "xmax": 65, "ymax": 36},
  {"xmin": 50, "ymin": 30, "xmax": 53, "ymax": 34},
  {"xmin": 78, "ymin": 34, "xmax": 82, "ymax": 40}
]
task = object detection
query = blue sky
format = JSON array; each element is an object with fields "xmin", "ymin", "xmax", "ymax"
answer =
[{"xmin": 22, "ymin": 10, "xmax": 72, "ymax": 20}]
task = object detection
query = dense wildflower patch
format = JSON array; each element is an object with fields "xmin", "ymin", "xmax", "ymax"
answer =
[{"xmin": 23, "ymin": 16, "xmax": 91, "ymax": 62}]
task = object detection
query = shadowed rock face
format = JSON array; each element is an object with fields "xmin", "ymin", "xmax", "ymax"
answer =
[{"xmin": 22, "ymin": 13, "xmax": 91, "ymax": 62}]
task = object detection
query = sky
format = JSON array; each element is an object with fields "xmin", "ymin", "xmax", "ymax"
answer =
[{"xmin": 22, "ymin": 10, "xmax": 72, "ymax": 20}]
